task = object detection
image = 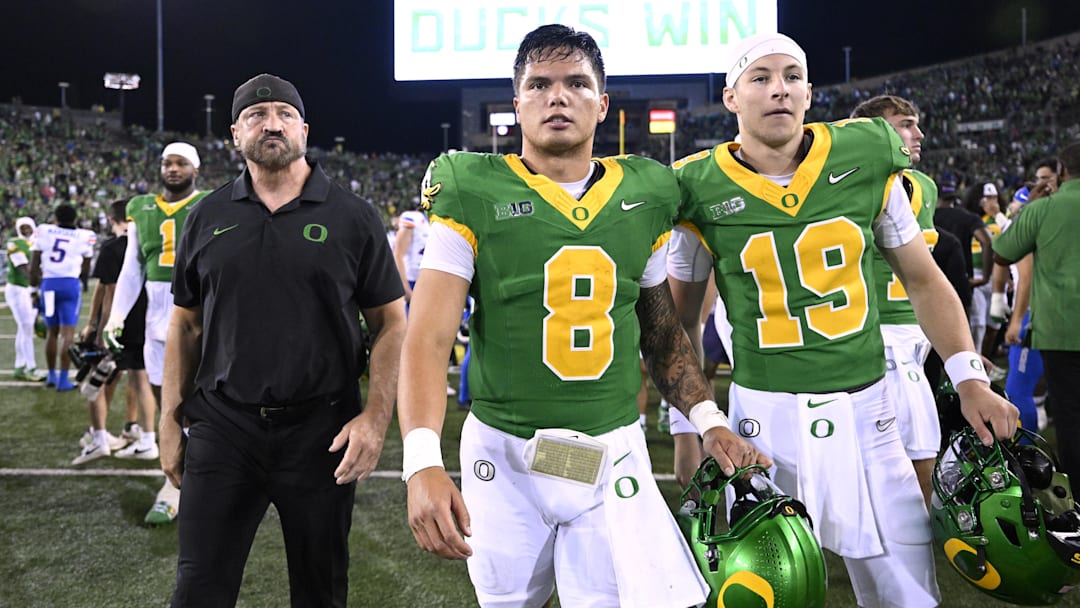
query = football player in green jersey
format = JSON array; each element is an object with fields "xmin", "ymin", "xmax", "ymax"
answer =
[
  {"xmin": 5, "ymin": 217, "xmax": 46, "ymax": 381},
  {"xmin": 668, "ymin": 33, "xmax": 1017, "ymax": 608},
  {"xmin": 850, "ymin": 95, "xmax": 941, "ymax": 509},
  {"xmin": 398, "ymin": 24, "xmax": 768, "ymax": 608},
  {"xmin": 103, "ymin": 141, "xmax": 207, "ymax": 526}
]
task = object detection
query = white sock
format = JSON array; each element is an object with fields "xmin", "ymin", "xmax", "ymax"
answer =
[
  {"xmin": 94, "ymin": 429, "xmax": 109, "ymax": 447},
  {"xmin": 140, "ymin": 431, "xmax": 157, "ymax": 446}
]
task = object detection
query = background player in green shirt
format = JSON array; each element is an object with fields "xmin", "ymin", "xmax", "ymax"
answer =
[
  {"xmin": 850, "ymin": 95, "xmax": 941, "ymax": 509},
  {"xmin": 993, "ymin": 140, "xmax": 1080, "ymax": 491},
  {"xmin": 5, "ymin": 216, "xmax": 46, "ymax": 381},
  {"xmin": 668, "ymin": 32, "xmax": 1017, "ymax": 608},
  {"xmin": 398, "ymin": 24, "xmax": 767, "ymax": 608},
  {"xmin": 103, "ymin": 141, "xmax": 207, "ymax": 526}
]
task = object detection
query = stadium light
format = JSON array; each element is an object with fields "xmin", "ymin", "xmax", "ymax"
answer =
[
  {"xmin": 203, "ymin": 94, "xmax": 215, "ymax": 137},
  {"xmin": 104, "ymin": 73, "xmax": 141, "ymax": 126},
  {"xmin": 441, "ymin": 122, "xmax": 450, "ymax": 152},
  {"xmin": 58, "ymin": 82, "xmax": 69, "ymax": 109}
]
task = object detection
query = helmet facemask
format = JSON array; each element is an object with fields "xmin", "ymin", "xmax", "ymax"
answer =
[{"xmin": 931, "ymin": 426, "xmax": 1080, "ymax": 605}]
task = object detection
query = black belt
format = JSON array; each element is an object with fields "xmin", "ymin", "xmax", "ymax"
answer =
[
  {"xmin": 212, "ymin": 389, "xmax": 346, "ymax": 421},
  {"xmin": 839, "ymin": 375, "xmax": 885, "ymax": 395}
]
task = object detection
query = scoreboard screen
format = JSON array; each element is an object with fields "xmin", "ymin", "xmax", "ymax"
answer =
[{"xmin": 394, "ymin": 0, "xmax": 779, "ymax": 81}]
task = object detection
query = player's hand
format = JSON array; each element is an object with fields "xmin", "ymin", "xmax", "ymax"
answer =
[
  {"xmin": 329, "ymin": 411, "xmax": 386, "ymax": 485},
  {"xmin": 103, "ymin": 318, "xmax": 124, "ymax": 352},
  {"xmin": 159, "ymin": 413, "xmax": 186, "ymax": 489},
  {"xmin": 1004, "ymin": 318, "xmax": 1023, "ymax": 346},
  {"xmin": 701, "ymin": 426, "xmax": 772, "ymax": 477},
  {"xmin": 957, "ymin": 380, "xmax": 1019, "ymax": 446},
  {"xmin": 989, "ymin": 292, "xmax": 1010, "ymax": 324},
  {"xmin": 406, "ymin": 467, "xmax": 473, "ymax": 560}
]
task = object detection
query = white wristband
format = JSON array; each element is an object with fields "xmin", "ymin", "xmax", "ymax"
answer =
[
  {"xmin": 401, "ymin": 427, "xmax": 444, "ymax": 482},
  {"xmin": 944, "ymin": 351, "xmax": 990, "ymax": 387},
  {"xmin": 688, "ymin": 400, "xmax": 730, "ymax": 437}
]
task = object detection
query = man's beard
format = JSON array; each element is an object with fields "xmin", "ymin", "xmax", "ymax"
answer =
[
  {"xmin": 242, "ymin": 134, "xmax": 306, "ymax": 171},
  {"xmin": 162, "ymin": 175, "xmax": 194, "ymax": 195}
]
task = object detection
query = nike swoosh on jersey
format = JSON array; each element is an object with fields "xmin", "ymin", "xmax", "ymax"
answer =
[
  {"xmin": 213, "ymin": 224, "xmax": 239, "ymax": 235},
  {"xmin": 620, "ymin": 200, "xmax": 647, "ymax": 211},
  {"xmin": 828, "ymin": 167, "xmax": 860, "ymax": 184},
  {"xmin": 807, "ymin": 398, "xmax": 837, "ymax": 408},
  {"xmin": 875, "ymin": 417, "xmax": 897, "ymax": 432}
]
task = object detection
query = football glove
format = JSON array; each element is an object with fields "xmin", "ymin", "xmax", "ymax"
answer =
[
  {"xmin": 990, "ymin": 292, "xmax": 1011, "ymax": 324},
  {"xmin": 103, "ymin": 318, "xmax": 124, "ymax": 352}
]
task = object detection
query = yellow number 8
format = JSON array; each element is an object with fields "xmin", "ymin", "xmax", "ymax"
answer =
[{"xmin": 542, "ymin": 246, "xmax": 616, "ymax": 380}]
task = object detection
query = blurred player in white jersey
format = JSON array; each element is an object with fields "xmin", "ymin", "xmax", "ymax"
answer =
[{"xmin": 29, "ymin": 203, "xmax": 96, "ymax": 391}]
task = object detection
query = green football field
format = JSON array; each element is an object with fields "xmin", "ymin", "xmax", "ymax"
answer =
[{"xmin": 0, "ymin": 284, "xmax": 1075, "ymax": 607}]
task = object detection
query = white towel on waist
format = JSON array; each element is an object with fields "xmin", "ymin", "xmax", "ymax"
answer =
[
  {"xmin": 602, "ymin": 424, "xmax": 709, "ymax": 608},
  {"xmin": 795, "ymin": 391, "xmax": 884, "ymax": 558}
]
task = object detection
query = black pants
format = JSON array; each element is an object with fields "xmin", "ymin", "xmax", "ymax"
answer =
[
  {"xmin": 1043, "ymin": 350, "xmax": 1080, "ymax": 488},
  {"xmin": 171, "ymin": 390, "xmax": 359, "ymax": 608}
]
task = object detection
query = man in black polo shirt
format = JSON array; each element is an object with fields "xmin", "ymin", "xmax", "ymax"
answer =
[{"xmin": 160, "ymin": 73, "xmax": 406, "ymax": 607}]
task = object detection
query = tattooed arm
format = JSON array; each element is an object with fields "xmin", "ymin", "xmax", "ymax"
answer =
[
  {"xmin": 637, "ymin": 280, "xmax": 714, "ymax": 412},
  {"xmin": 637, "ymin": 281, "xmax": 771, "ymax": 476}
]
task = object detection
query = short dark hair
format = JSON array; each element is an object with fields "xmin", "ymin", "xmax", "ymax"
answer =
[
  {"xmin": 1060, "ymin": 142, "xmax": 1080, "ymax": 177},
  {"xmin": 1034, "ymin": 156, "xmax": 1063, "ymax": 177},
  {"xmin": 109, "ymin": 199, "xmax": 128, "ymax": 224},
  {"xmin": 850, "ymin": 95, "xmax": 920, "ymax": 120},
  {"xmin": 512, "ymin": 24, "xmax": 605, "ymax": 94},
  {"xmin": 54, "ymin": 203, "xmax": 77, "ymax": 227}
]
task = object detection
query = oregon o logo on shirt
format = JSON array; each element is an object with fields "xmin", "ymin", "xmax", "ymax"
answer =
[{"xmin": 303, "ymin": 224, "xmax": 328, "ymax": 243}]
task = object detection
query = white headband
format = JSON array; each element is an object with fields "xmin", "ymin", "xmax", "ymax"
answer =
[
  {"xmin": 162, "ymin": 142, "xmax": 201, "ymax": 169},
  {"xmin": 725, "ymin": 33, "xmax": 807, "ymax": 88},
  {"xmin": 15, "ymin": 217, "xmax": 36, "ymax": 233}
]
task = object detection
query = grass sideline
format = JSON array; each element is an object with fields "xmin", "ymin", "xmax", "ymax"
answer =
[{"xmin": 0, "ymin": 284, "xmax": 1074, "ymax": 607}]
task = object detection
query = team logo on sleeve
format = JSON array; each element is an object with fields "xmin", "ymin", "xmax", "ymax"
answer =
[
  {"xmin": 419, "ymin": 160, "xmax": 440, "ymax": 211},
  {"xmin": 419, "ymin": 182, "xmax": 440, "ymax": 211}
]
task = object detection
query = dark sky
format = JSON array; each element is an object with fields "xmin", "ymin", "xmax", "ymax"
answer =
[{"xmin": 4, "ymin": 0, "xmax": 1079, "ymax": 155}]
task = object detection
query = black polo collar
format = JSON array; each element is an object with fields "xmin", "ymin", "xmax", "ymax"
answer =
[{"xmin": 229, "ymin": 158, "xmax": 332, "ymax": 206}]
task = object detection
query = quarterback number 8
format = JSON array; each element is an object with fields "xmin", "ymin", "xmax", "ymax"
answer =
[{"xmin": 542, "ymin": 246, "xmax": 616, "ymax": 380}]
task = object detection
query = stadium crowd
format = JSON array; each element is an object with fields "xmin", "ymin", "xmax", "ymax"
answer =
[
  {"xmin": 4, "ymin": 32, "xmax": 1079, "ymax": 238},
  {"xmin": 0, "ymin": 108, "xmax": 427, "ymax": 237},
  {"xmin": 655, "ymin": 32, "xmax": 1080, "ymax": 197}
]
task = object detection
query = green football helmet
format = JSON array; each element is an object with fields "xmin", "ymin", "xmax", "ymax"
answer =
[
  {"xmin": 34, "ymin": 312, "xmax": 46, "ymax": 339},
  {"xmin": 676, "ymin": 458, "xmax": 827, "ymax": 608},
  {"xmin": 931, "ymin": 426, "xmax": 1080, "ymax": 605}
]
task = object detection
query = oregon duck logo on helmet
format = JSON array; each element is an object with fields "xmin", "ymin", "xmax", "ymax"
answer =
[
  {"xmin": 931, "ymin": 426, "xmax": 1080, "ymax": 605},
  {"xmin": 675, "ymin": 458, "xmax": 827, "ymax": 607}
]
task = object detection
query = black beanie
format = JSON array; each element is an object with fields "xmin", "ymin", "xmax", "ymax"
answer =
[{"xmin": 231, "ymin": 73, "xmax": 305, "ymax": 122}]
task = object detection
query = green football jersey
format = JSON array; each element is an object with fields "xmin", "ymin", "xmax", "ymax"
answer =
[
  {"xmin": 126, "ymin": 191, "xmax": 207, "ymax": 282},
  {"xmin": 971, "ymin": 213, "xmax": 1003, "ymax": 275},
  {"xmin": 675, "ymin": 118, "xmax": 911, "ymax": 393},
  {"xmin": 874, "ymin": 168, "xmax": 939, "ymax": 325},
  {"xmin": 422, "ymin": 152, "xmax": 679, "ymax": 438},
  {"xmin": 5, "ymin": 237, "xmax": 32, "ymax": 287}
]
